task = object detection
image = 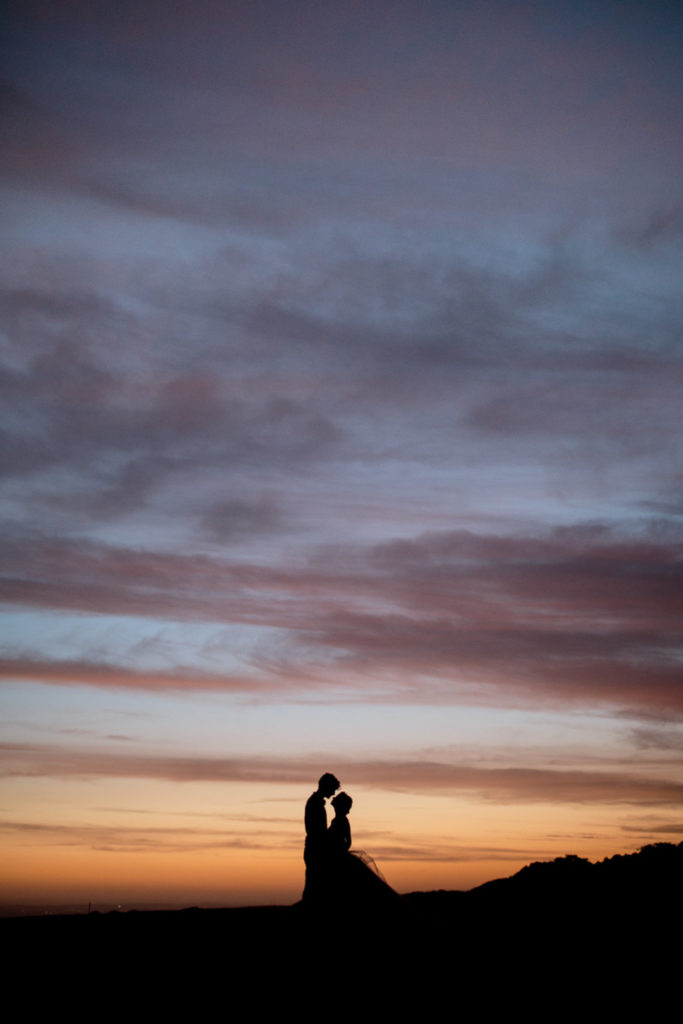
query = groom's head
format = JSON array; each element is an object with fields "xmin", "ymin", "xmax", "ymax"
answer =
[{"xmin": 318, "ymin": 772, "xmax": 340, "ymax": 798}]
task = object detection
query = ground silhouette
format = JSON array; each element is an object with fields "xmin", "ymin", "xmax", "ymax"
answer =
[{"xmin": 5, "ymin": 842, "xmax": 679, "ymax": 1005}]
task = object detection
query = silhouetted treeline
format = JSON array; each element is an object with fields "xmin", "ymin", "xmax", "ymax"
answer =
[{"xmin": 404, "ymin": 841, "xmax": 683, "ymax": 924}]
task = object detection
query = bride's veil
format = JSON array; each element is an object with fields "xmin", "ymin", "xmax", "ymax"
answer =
[{"xmin": 351, "ymin": 849, "xmax": 387, "ymax": 882}]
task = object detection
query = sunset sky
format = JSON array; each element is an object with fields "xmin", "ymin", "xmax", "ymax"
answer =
[{"xmin": 2, "ymin": 0, "xmax": 682, "ymax": 908}]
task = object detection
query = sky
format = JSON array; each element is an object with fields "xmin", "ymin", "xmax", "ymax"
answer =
[{"xmin": 1, "ymin": 0, "xmax": 682, "ymax": 907}]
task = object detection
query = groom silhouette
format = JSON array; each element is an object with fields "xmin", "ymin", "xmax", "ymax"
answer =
[{"xmin": 302, "ymin": 772, "xmax": 340, "ymax": 904}]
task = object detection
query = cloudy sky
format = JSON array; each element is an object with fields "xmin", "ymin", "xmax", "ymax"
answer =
[{"xmin": 2, "ymin": 0, "xmax": 682, "ymax": 906}]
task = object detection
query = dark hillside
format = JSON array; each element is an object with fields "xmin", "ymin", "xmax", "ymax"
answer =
[{"xmin": 5, "ymin": 843, "xmax": 679, "ymax": 999}]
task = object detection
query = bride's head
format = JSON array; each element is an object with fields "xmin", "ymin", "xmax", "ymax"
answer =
[{"xmin": 332, "ymin": 791, "xmax": 352, "ymax": 815}]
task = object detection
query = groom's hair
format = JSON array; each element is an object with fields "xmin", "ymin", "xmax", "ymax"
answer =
[{"xmin": 319, "ymin": 772, "xmax": 340, "ymax": 791}]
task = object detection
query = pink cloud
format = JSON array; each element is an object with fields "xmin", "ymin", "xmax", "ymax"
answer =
[
  {"xmin": 3, "ymin": 744, "xmax": 683, "ymax": 807},
  {"xmin": 2, "ymin": 522, "xmax": 681, "ymax": 714}
]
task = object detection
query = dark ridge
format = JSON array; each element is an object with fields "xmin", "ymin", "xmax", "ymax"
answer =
[
  {"xmin": 403, "ymin": 841, "xmax": 683, "ymax": 934},
  {"xmin": 4, "ymin": 843, "xmax": 680, "ymax": 997}
]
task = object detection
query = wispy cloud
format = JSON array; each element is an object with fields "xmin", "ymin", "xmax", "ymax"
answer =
[
  {"xmin": 3, "ymin": 522, "xmax": 681, "ymax": 714},
  {"xmin": 0, "ymin": 818, "xmax": 295, "ymax": 854},
  {"xmin": 3, "ymin": 744, "xmax": 682, "ymax": 807},
  {"xmin": 620, "ymin": 822, "xmax": 683, "ymax": 835}
]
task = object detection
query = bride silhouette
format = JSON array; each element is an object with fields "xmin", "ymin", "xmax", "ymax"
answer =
[{"xmin": 326, "ymin": 791, "xmax": 401, "ymax": 911}]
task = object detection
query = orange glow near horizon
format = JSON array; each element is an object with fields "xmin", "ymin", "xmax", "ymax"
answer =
[{"xmin": 1, "ymin": 776, "xmax": 666, "ymax": 908}]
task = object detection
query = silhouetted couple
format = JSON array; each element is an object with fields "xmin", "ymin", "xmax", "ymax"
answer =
[{"xmin": 303, "ymin": 772, "xmax": 400, "ymax": 912}]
